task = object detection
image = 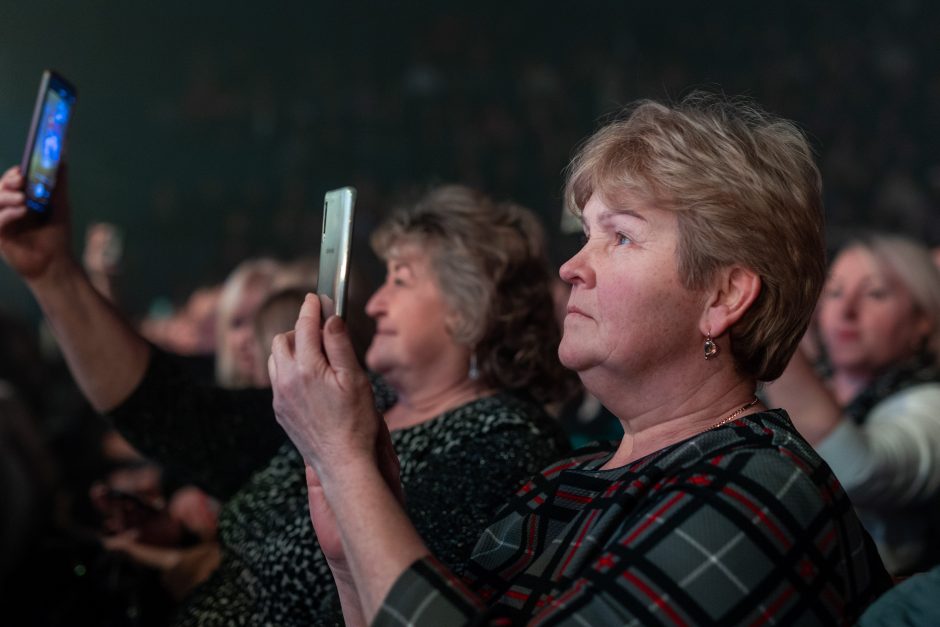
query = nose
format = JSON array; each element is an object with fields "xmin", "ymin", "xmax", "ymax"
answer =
[
  {"xmin": 365, "ymin": 283, "xmax": 388, "ymax": 319},
  {"xmin": 835, "ymin": 290, "xmax": 860, "ymax": 320},
  {"xmin": 559, "ymin": 242, "xmax": 595, "ymax": 288}
]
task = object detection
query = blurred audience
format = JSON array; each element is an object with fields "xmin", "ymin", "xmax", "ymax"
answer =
[
  {"xmin": 766, "ymin": 233, "xmax": 940, "ymax": 575},
  {"xmin": 82, "ymin": 222, "xmax": 123, "ymax": 303},
  {"xmin": 252, "ymin": 287, "xmax": 308, "ymax": 386},
  {"xmin": 0, "ymin": 165, "xmax": 573, "ymax": 625},
  {"xmin": 140, "ymin": 285, "xmax": 221, "ymax": 358},
  {"xmin": 214, "ymin": 257, "xmax": 282, "ymax": 388}
]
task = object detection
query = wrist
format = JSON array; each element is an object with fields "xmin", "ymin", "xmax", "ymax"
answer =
[
  {"xmin": 26, "ymin": 254, "xmax": 82, "ymax": 293},
  {"xmin": 309, "ymin": 450, "xmax": 379, "ymax": 492}
]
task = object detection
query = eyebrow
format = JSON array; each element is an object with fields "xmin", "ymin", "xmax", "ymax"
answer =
[{"xmin": 597, "ymin": 208, "xmax": 648, "ymax": 226}]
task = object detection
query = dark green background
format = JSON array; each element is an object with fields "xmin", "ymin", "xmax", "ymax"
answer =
[{"xmin": 2, "ymin": 1, "xmax": 938, "ymax": 320}]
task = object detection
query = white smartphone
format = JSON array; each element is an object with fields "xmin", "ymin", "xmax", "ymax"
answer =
[{"xmin": 317, "ymin": 186, "xmax": 356, "ymax": 319}]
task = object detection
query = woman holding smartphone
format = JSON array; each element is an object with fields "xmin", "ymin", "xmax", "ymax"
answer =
[
  {"xmin": 271, "ymin": 94, "xmax": 891, "ymax": 626},
  {"xmin": 0, "ymin": 171, "xmax": 572, "ymax": 625}
]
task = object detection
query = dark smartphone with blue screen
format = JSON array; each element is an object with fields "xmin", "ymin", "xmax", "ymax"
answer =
[{"xmin": 20, "ymin": 70, "xmax": 77, "ymax": 214}]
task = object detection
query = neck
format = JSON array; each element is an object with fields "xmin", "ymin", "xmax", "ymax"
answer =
[
  {"xmin": 385, "ymin": 375, "xmax": 490, "ymax": 430},
  {"xmin": 586, "ymin": 365, "xmax": 761, "ymax": 469},
  {"xmin": 828, "ymin": 369, "xmax": 874, "ymax": 405}
]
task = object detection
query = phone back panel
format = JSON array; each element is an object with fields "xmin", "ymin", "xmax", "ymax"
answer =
[{"xmin": 317, "ymin": 187, "xmax": 356, "ymax": 318}]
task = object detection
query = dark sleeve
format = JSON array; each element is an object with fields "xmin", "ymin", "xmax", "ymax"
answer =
[
  {"xmin": 402, "ymin": 422, "xmax": 568, "ymax": 574},
  {"xmin": 105, "ymin": 348, "xmax": 287, "ymax": 500}
]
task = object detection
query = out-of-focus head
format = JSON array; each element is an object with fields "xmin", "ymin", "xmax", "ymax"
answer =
[
  {"xmin": 818, "ymin": 234, "xmax": 940, "ymax": 378},
  {"xmin": 271, "ymin": 256, "xmax": 317, "ymax": 293},
  {"xmin": 252, "ymin": 287, "xmax": 309, "ymax": 387},
  {"xmin": 563, "ymin": 93, "xmax": 825, "ymax": 381},
  {"xmin": 368, "ymin": 185, "xmax": 574, "ymax": 403},
  {"xmin": 216, "ymin": 258, "xmax": 281, "ymax": 388}
]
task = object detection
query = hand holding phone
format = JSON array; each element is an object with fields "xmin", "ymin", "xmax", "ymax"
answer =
[
  {"xmin": 317, "ymin": 187, "xmax": 356, "ymax": 319},
  {"xmin": 21, "ymin": 70, "xmax": 77, "ymax": 215}
]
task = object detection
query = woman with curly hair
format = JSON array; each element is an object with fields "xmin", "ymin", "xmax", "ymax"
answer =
[{"xmin": 0, "ymin": 168, "xmax": 572, "ymax": 624}]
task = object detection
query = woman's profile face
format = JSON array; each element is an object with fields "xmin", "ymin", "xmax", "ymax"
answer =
[
  {"xmin": 818, "ymin": 246, "xmax": 930, "ymax": 378},
  {"xmin": 558, "ymin": 193, "xmax": 703, "ymax": 387},
  {"xmin": 364, "ymin": 244, "xmax": 459, "ymax": 381}
]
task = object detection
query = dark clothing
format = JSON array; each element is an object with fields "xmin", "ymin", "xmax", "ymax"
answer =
[
  {"xmin": 843, "ymin": 350, "xmax": 940, "ymax": 425},
  {"xmin": 377, "ymin": 410, "xmax": 891, "ymax": 626},
  {"xmin": 108, "ymin": 348, "xmax": 570, "ymax": 625},
  {"xmin": 858, "ymin": 565, "xmax": 940, "ymax": 626}
]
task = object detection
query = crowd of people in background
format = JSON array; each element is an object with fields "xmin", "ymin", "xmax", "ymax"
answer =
[
  {"xmin": 12, "ymin": 3, "xmax": 934, "ymax": 319},
  {"xmin": 1, "ymin": 11, "xmax": 940, "ymax": 621}
]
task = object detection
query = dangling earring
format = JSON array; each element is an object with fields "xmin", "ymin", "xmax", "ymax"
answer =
[
  {"xmin": 703, "ymin": 333, "xmax": 719, "ymax": 360},
  {"xmin": 468, "ymin": 353, "xmax": 480, "ymax": 380}
]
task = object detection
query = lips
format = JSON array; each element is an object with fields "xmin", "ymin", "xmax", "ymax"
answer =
[
  {"xmin": 565, "ymin": 305, "xmax": 591, "ymax": 319},
  {"xmin": 831, "ymin": 328, "xmax": 860, "ymax": 342}
]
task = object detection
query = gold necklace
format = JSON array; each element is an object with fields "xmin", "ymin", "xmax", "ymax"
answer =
[{"xmin": 710, "ymin": 396, "xmax": 760, "ymax": 430}]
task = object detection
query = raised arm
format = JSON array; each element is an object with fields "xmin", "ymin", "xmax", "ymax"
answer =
[
  {"xmin": 0, "ymin": 165, "xmax": 150, "ymax": 411},
  {"xmin": 765, "ymin": 347, "xmax": 940, "ymax": 508},
  {"xmin": 763, "ymin": 347, "xmax": 843, "ymax": 444}
]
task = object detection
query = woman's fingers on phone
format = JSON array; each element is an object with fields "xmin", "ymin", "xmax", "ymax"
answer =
[
  {"xmin": 1, "ymin": 165, "xmax": 22, "ymax": 187},
  {"xmin": 0, "ymin": 194, "xmax": 26, "ymax": 213},
  {"xmin": 294, "ymin": 294, "xmax": 326, "ymax": 370},
  {"xmin": 0, "ymin": 167, "xmax": 26, "ymax": 216}
]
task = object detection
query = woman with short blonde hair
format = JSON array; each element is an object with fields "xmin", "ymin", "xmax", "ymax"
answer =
[
  {"xmin": 767, "ymin": 232, "xmax": 940, "ymax": 574},
  {"xmin": 272, "ymin": 93, "xmax": 890, "ymax": 626}
]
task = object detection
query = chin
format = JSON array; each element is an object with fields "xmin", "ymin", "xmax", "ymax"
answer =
[
  {"xmin": 364, "ymin": 353, "xmax": 381, "ymax": 373},
  {"xmin": 364, "ymin": 349, "xmax": 396, "ymax": 376},
  {"xmin": 558, "ymin": 341, "xmax": 593, "ymax": 373},
  {"xmin": 825, "ymin": 348, "xmax": 867, "ymax": 371}
]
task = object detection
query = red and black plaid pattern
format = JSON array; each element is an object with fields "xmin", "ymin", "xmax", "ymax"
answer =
[{"xmin": 376, "ymin": 410, "xmax": 892, "ymax": 626}]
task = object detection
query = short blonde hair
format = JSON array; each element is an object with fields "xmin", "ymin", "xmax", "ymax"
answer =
[
  {"xmin": 842, "ymin": 234, "xmax": 940, "ymax": 360},
  {"xmin": 565, "ymin": 93, "xmax": 826, "ymax": 380},
  {"xmin": 215, "ymin": 257, "xmax": 281, "ymax": 388},
  {"xmin": 371, "ymin": 185, "xmax": 576, "ymax": 404}
]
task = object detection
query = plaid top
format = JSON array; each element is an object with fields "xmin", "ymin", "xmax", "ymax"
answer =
[{"xmin": 376, "ymin": 410, "xmax": 891, "ymax": 626}]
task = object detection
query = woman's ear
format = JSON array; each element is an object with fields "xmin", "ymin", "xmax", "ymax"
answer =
[
  {"xmin": 443, "ymin": 308, "xmax": 464, "ymax": 338},
  {"xmin": 700, "ymin": 265, "xmax": 761, "ymax": 338}
]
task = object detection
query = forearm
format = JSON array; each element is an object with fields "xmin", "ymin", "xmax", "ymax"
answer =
[
  {"xmin": 28, "ymin": 257, "xmax": 150, "ymax": 411},
  {"xmin": 331, "ymin": 569, "xmax": 368, "ymax": 627},
  {"xmin": 322, "ymin": 457, "xmax": 430, "ymax": 623},
  {"xmin": 765, "ymin": 349, "xmax": 842, "ymax": 445},
  {"xmin": 817, "ymin": 386, "xmax": 940, "ymax": 507}
]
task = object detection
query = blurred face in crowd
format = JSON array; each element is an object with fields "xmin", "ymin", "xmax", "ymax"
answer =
[
  {"xmin": 224, "ymin": 280, "xmax": 270, "ymax": 384},
  {"xmin": 558, "ymin": 193, "xmax": 704, "ymax": 390},
  {"xmin": 365, "ymin": 243, "xmax": 461, "ymax": 387},
  {"xmin": 818, "ymin": 246, "xmax": 931, "ymax": 378}
]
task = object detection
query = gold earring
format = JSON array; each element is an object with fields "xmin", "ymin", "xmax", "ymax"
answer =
[{"xmin": 704, "ymin": 333, "xmax": 719, "ymax": 360}]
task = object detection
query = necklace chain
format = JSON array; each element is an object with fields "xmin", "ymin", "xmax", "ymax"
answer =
[{"xmin": 710, "ymin": 396, "xmax": 759, "ymax": 430}]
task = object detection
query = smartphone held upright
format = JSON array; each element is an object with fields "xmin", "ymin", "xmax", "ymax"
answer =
[
  {"xmin": 317, "ymin": 187, "xmax": 356, "ymax": 320},
  {"xmin": 20, "ymin": 69, "xmax": 77, "ymax": 214}
]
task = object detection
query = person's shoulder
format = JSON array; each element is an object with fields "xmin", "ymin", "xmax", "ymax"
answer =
[
  {"xmin": 683, "ymin": 409, "xmax": 830, "ymax": 487},
  {"xmin": 532, "ymin": 441, "xmax": 617, "ymax": 481},
  {"xmin": 869, "ymin": 382, "xmax": 940, "ymax": 423},
  {"xmin": 434, "ymin": 389, "xmax": 555, "ymax": 432},
  {"xmin": 858, "ymin": 565, "xmax": 940, "ymax": 626}
]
